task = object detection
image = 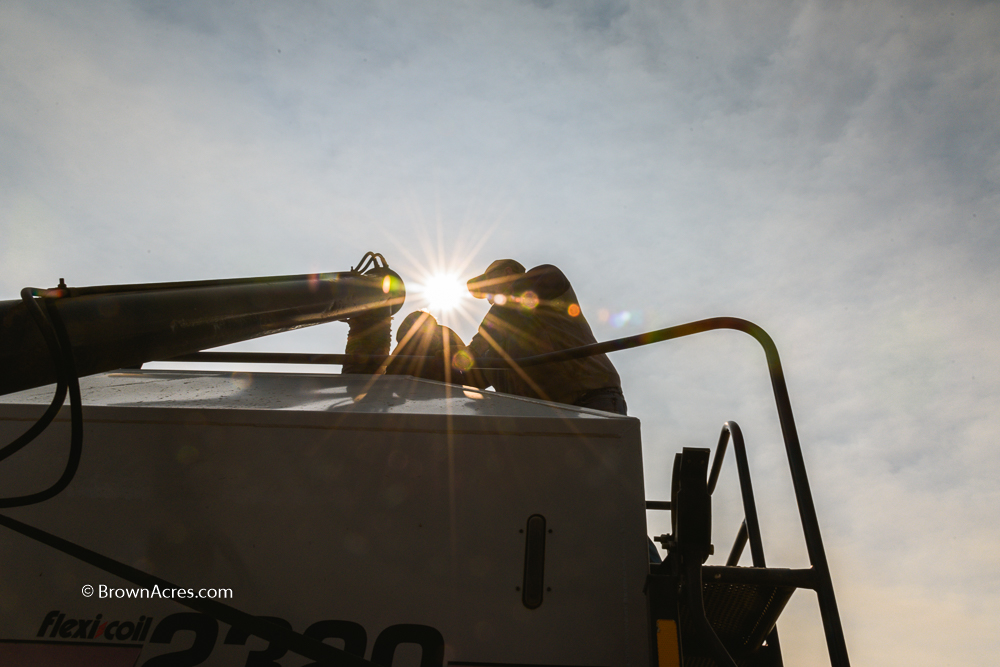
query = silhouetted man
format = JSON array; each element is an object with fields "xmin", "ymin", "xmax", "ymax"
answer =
[
  {"xmin": 385, "ymin": 311, "xmax": 471, "ymax": 385},
  {"xmin": 466, "ymin": 260, "xmax": 626, "ymax": 415}
]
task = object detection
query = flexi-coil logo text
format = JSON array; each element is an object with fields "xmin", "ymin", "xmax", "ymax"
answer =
[{"xmin": 36, "ymin": 610, "xmax": 153, "ymax": 642}]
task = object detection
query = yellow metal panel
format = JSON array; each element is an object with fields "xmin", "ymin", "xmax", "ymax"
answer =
[{"xmin": 656, "ymin": 619, "xmax": 681, "ymax": 667}]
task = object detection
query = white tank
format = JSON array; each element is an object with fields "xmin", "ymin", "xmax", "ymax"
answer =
[{"xmin": 0, "ymin": 370, "xmax": 650, "ymax": 667}]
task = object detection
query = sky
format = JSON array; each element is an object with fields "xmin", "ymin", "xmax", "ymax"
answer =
[{"xmin": 2, "ymin": 0, "xmax": 999, "ymax": 664}]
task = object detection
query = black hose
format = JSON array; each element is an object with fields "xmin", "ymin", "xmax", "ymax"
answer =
[
  {"xmin": 0, "ymin": 289, "xmax": 83, "ymax": 507},
  {"xmin": 0, "ymin": 290, "xmax": 69, "ymax": 463}
]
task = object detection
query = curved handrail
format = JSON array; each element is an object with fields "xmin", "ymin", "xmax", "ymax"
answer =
[
  {"xmin": 512, "ymin": 317, "xmax": 850, "ymax": 667},
  {"xmin": 170, "ymin": 317, "xmax": 851, "ymax": 666},
  {"xmin": 711, "ymin": 422, "xmax": 767, "ymax": 568}
]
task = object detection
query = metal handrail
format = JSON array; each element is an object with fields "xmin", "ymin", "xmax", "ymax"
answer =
[
  {"xmin": 709, "ymin": 422, "xmax": 766, "ymax": 568},
  {"xmin": 708, "ymin": 421, "xmax": 784, "ymax": 660},
  {"xmin": 171, "ymin": 317, "xmax": 849, "ymax": 667},
  {"xmin": 519, "ymin": 317, "xmax": 850, "ymax": 667}
]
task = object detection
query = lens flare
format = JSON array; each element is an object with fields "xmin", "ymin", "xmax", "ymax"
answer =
[
  {"xmin": 451, "ymin": 349, "xmax": 473, "ymax": 371},
  {"xmin": 520, "ymin": 291, "xmax": 539, "ymax": 310}
]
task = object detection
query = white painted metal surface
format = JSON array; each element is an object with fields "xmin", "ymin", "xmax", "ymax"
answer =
[{"xmin": 0, "ymin": 370, "xmax": 650, "ymax": 667}]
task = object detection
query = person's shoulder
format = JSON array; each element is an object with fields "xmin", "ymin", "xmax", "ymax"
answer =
[
  {"xmin": 517, "ymin": 264, "xmax": 570, "ymax": 300},
  {"xmin": 526, "ymin": 264, "xmax": 567, "ymax": 279},
  {"xmin": 440, "ymin": 325, "xmax": 466, "ymax": 348}
]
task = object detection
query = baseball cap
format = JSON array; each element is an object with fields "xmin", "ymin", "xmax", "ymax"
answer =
[
  {"xmin": 396, "ymin": 310, "xmax": 436, "ymax": 344},
  {"xmin": 467, "ymin": 259, "xmax": 526, "ymax": 298}
]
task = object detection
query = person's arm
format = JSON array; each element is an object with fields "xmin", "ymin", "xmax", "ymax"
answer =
[{"xmin": 465, "ymin": 324, "xmax": 494, "ymax": 389}]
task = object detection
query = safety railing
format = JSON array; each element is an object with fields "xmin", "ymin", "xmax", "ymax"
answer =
[{"xmin": 170, "ymin": 317, "xmax": 850, "ymax": 665}]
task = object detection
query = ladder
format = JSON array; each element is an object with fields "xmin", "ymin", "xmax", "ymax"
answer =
[{"xmin": 645, "ymin": 422, "xmax": 850, "ymax": 667}]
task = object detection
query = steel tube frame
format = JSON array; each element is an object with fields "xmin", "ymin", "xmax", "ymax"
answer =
[
  {"xmin": 0, "ymin": 270, "xmax": 404, "ymax": 396},
  {"xmin": 701, "ymin": 565, "xmax": 819, "ymax": 590},
  {"xmin": 706, "ymin": 421, "xmax": 786, "ymax": 661},
  {"xmin": 713, "ymin": 422, "xmax": 767, "ymax": 569}
]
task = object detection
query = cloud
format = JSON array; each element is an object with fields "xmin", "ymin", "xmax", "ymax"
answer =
[{"xmin": 1, "ymin": 2, "xmax": 999, "ymax": 664}]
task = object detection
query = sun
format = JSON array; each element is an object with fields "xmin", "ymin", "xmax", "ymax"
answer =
[
  {"xmin": 421, "ymin": 273, "xmax": 467, "ymax": 314},
  {"xmin": 373, "ymin": 214, "xmax": 499, "ymax": 333}
]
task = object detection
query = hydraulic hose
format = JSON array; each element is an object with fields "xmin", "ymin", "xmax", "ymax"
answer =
[
  {"xmin": 0, "ymin": 288, "xmax": 83, "ymax": 508},
  {"xmin": 0, "ymin": 289, "xmax": 68, "ymax": 463}
]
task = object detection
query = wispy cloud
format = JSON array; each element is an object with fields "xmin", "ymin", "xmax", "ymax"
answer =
[{"xmin": 1, "ymin": 1, "xmax": 998, "ymax": 663}]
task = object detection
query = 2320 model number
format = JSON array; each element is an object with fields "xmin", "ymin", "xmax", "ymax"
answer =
[{"xmin": 141, "ymin": 612, "xmax": 444, "ymax": 667}]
